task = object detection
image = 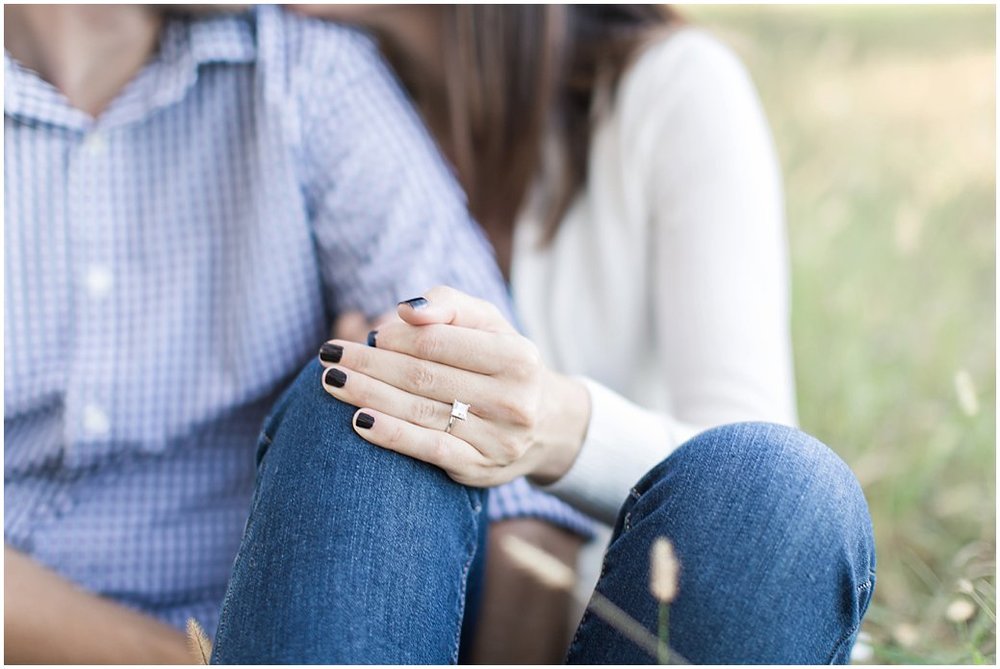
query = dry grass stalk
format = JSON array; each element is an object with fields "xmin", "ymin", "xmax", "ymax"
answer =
[
  {"xmin": 186, "ymin": 618, "xmax": 213, "ymax": 665},
  {"xmin": 945, "ymin": 598, "xmax": 976, "ymax": 623},
  {"xmin": 650, "ymin": 538, "xmax": 679, "ymax": 603},
  {"xmin": 499, "ymin": 533, "xmax": 576, "ymax": 590},
  {"xmin": 499, "ymin": 533, "xmax": 687, "ymax": 664}
]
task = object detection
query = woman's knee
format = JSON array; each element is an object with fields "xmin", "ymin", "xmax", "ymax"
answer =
[
  {"xmin": 632, "ymin": 422, "xmax": 873, "ymax": 559},
  {"xmin": 618, "ymin": 422, "xmax": 875, "ymax": 662}
]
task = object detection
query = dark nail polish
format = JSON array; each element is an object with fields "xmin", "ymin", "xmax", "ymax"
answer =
[
  {"xmin": 398, "ymin": 297, "xmax": 429, "ymax": 310},
  {"xmin": 367, "ymin": 330, "xmax": 378, "ymax": 348},
  {"xmin": 324, "ymin": 367, "xmax": 347, "ymax": 388},
  {"xmin": 356, "ymin": 412, "xmax": 375, "ymax": 429},
  {"xmin": 319, "ymin": 342, "xmax": 343, "ymax": 363}
]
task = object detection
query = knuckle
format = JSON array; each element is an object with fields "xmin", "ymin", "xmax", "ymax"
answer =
[
  {"xmin": 452, "ymin": 470, "xmax": 476, "ymax": 487},
  {"xmin": 405, "ymin": 363, "xmax": 436, "ymax": 392},
  {"xmin": 413, "ymin": 330, "xmax": 441, "ymax": 360},
  {"xmin": 498, "ymin": 398, "xmax": 534, "ymax": 429},
  {"xmin": 524, "ymin": 343, "xmax": 543, "ymax": 369},
  {"xmin": 456, "ymin": 465, "xmax": 490, "ymax": 488},
  {"xmin": 498, "ymin": 434, "xmax": 527, "ymax": 463},
  {"xmin": 342, "ymin": 375, "xmax": 368, "ymax": 405},
  {"xmin": 350, "ymin": 343, "xmax": 373, "ymax": 369},
  {"xmin": 493, "ymin": 398, "xmax": 517, "ymax": 422},
  {"xmin": 429, "ymin": 435, "xmax": 450, "ymax": 463},
  {"xmin": 387, "ymin": 423, "xmax": 407, "ymax": 448},
  {"xmin": 485, "ymin": 302, "xmax": 503, "ymax": 322},
  {"xmin": 509, "ymin": 356, "xmax": 537, "ymax": 383},
  {"xmin": 410, "ymin": 399, "xmax": 440, "ymax": 426},
  {"xmin": 426, "ymin": 285, "xmax": 452, "ymax": 301},
  {"xmin": 503, "ymin": 340, "xmax": 541, "ymax": 381}
]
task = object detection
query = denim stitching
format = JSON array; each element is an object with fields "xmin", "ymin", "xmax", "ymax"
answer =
[
  {"xmin": 825, "ymin": 575, "xmax": 875, "ymax": 664},
  {"xmin": 450, "ymin": 504, "xmax": 482, "ymax": 664},
  {"xmin": 567, "ymin": 582, "xmax": 608, "ymax": 662},
  {"xmin": 566, "ymin": 606, "xmax": 594, "ymax": 661},
  {"xmin": 567, "ymin": 543, "xmax": 615, "ymax": 661},
  {"xmin": 825, "ymin": 619, "xmax": 862, "ymax": 664}
]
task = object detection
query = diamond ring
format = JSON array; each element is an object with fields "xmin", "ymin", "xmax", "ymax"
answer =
[{"xmin": 445, "ymin": 400, "xmax": 470, "ymax": 434}]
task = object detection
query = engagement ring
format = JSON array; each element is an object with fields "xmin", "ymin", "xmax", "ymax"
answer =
[{"xmin": 445, "ymin": 400, "xmax": 470, "ymax": 434}]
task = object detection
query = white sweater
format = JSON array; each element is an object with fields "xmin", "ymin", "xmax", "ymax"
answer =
[{"xmin": 512, "ymin": 29, "xmax": 798, "ymax": 526}]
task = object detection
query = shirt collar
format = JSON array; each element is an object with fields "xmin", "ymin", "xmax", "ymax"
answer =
[{"xmin": 4, "ymin": 10, "xmax": 258, "ymax": 132}]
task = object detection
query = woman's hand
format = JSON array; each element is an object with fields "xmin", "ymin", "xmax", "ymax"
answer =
[{"xmin": 318, "ymin": 286, "xmax": 591, "ymax": 487}]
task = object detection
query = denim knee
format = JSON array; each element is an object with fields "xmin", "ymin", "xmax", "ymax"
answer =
[
  {"xmin": 253, "ymin": 358, "xmax": 482, "ymax": 514},
  {"xmin": 212, "ymin": 358, "xmax": 485, "ymax": 663},
  {"xmin": 629, "ymin": 423, "xmax": 874, "ymax": 562},
  {"xmin": 617, "ymin": 422, "xmax": 876, "ymax": 663}
]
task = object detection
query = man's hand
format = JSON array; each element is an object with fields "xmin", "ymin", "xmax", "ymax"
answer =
[{"xmin": 5, "ymin": 545, "xmax": 194, "ymax": 664}]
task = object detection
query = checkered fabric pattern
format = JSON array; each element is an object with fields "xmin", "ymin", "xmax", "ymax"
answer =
[{"xmin": 4, "ymin": 6, "xmax": 593, "ymax": 635}]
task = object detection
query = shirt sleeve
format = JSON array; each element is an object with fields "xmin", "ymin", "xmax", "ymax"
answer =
[
  {"xmin": 541, "ymin": 30, "xmax": 798, "ymax": 525},
  {"xmin": 280, "ymin": 14, "xmax": 595, "ymax": 537},
  {"xmin": 290, "ymin": 21, "xmax": 508, "ymax": 320}
]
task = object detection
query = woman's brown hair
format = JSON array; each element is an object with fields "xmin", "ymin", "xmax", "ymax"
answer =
[{"xmin": 435, "ymin": 5, "xmax": 679, "ymax": 249}]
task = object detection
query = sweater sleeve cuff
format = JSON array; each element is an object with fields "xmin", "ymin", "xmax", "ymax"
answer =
[{"xmin": 539, "ymin": 377, "xmax": 694, "ymax": 525}]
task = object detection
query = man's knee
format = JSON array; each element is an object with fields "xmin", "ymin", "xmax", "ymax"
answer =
[{"xmin": 215, "ymin": 363, "xmax": 483, "ymax": 664}]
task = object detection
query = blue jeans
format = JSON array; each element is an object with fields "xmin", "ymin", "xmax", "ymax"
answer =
[{"xmin": 211, "ymin": 360, "xmax": 875, "ymax": 664}]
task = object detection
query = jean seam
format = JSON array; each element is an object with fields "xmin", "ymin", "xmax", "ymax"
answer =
[
  {"xmin": 825, "ymin": 574, "xmax": 875, "ymax": 664},
  {"xmin": 566, "ymin": 543, "xmax": 613, "ymax": 661},
  {"xmin": 450, "ymin": 503, "xmax": 482, "ymax": 664},
  {"xmin": 566, "ymin": 607, "xmax": 594, "ymax": 661}
]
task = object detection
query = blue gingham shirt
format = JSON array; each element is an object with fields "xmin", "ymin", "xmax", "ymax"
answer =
[{"xmin": 4, "ymin": 6, "xmax": 592, "ymax": 635}]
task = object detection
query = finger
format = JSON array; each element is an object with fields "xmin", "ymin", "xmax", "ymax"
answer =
[
  {"xmin": 320, "ymin": 363, "xmax": 488, "ymax": 443},
  {"xmin": 331, "ymin": 311, "xmax": 370, "ymax": 343},
  {"xmin": 396, "ymin": 285, "xmax": 516, "ymax": 334},
  {"xmin": 348, "ymin": 408, "xmax": 492, "ymax": 485},
  {"xmin": 369, "ymin": 321, "xmax": 523, "ymax": 376},
  {"xmin": 323, "ymin": 340, "xmax": 503, "ymax": 416}
]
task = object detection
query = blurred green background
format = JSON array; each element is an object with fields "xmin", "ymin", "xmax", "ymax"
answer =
[{"xmin": 682, "ymin": 4, "xmax": 996, "ymax": 664}]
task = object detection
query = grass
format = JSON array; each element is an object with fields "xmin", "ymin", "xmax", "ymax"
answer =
[{"xmin": 680, "ymin": 4, "xmax": 996, "ymax": 664}]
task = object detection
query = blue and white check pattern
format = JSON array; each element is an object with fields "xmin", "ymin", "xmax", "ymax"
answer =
[{"xmin": 4, "ymin": 6, "xmax": 592, "ymax": 635}]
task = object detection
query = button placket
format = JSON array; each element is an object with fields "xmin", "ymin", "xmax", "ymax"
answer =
[
  {"xmin": 83, "ymin": 131, "xmax": 107, "ymax": 157},
  {"xmin": 65, "ymin": 127, "xmax": 119, "ymax": 463}
]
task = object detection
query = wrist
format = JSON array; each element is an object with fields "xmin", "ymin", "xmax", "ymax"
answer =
[{"xmin": 528, "ymin": 370, "xmax": 591, "ymax": 486}]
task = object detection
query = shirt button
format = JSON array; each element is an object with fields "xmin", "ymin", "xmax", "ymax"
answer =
[
  {"xmin": 83, "ymin": 265, "xmax": 112, "ymax": 298},
  {"xmin": 82, "ymin": 404, "xmax": 111, "ymax": 438},
  {"xmin": 83, "ymin": 131, "xmax": 107, "ymax": 156}
]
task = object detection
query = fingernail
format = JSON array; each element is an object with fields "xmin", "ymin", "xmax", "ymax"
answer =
[
  {"xmin": 356, "ymin": 412, "xmax": 375, "ymax": 429},
  {"xmin": 367, "ymin": 330, "xmax": 378, "ymax": 348},
  {"xmin": 324, "ymin": 367, "xmax": 347, "ymax": 388},
  {"xmin": 398, "ymin": 297, "xmax": 429, "ymax": 310},
  {"xmin": 319, "ymin": 342, "xmax": 343, "ymax": 363}
]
